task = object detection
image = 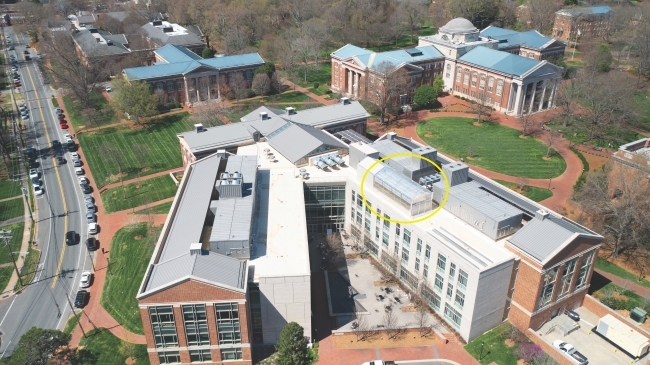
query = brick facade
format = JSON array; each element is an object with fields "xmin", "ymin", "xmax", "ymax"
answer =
[{"xmin": 552, "ymin": 9, "xmax": 612, "ymax": 42}]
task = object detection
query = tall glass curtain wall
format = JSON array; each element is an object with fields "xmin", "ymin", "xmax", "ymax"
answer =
[{"xmin": 304, "ymin": 185, "xmax": 346, "ymax": 233}]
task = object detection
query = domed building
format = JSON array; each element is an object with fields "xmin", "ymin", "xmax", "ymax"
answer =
[{"xmin": 331, "ymin": 17, "xmax": 566, "ymax": 117}]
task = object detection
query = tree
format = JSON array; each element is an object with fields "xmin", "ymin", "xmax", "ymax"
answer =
[
  {"xmin": 517, "ymin": 111, "xmax": 537, "ymax": 135},
  {"xmin": 113, "ymin": 78, "xmax": 158, "ymax": 125},
  {"xmin": 586, "ymin": 44, "xmax": 614, "ymax": 73},
  {"xmin": 414, "ymin": 298, "xmax": 431, "ymax": 338},
  {"xmin": 255, "ymin": 62, "xmax": 277, "ymax": 78},
  {"xmin": 545, "ymin": 128, "xmax": 558, "ymax": 157},
  {"xmin": 447, "ymin": 0, "xmax": 499, "ymax": 29},
  {"xmin": 352, "ymin": 313, "xmax": 370, "ymax": 341},
  {"xmin": 5, "ymin": 327, "xmax": 70, "ymax": 365},
  {"xmin": 554, "ymin": 79, "xmax": 579, "ymax": 127},
  {"xmin": 101, "ymin": 142, "xmax": 128, "ymax": 197},
  {"xmin": 515, "ymin": 343, "xmax": 544, "ymax": 363},
  {"xmin": 470, "ymin": 91, "xmax": 492, "ymax": 123},
  {"xmin": 432, "ymin": 75, "xmax": 444, "ymax": 96},
  {"xmin": 576, "ymin": 163, "xmax": 650, "ymax": 257},
  {"xmin": 467, "ymin": 144, "xmax": 476, "ymax": 159},
  {"xmin": 413, "ymin": 84, "xmax": 437, "ymax": 107},
  {"xmin": 398, "ymin": 0, "xmax": 428, "ymax": 44},
  {"xmin": 229, "ymin": 72, "xmax": 249, "ymax": 100},
  {"xmin": 525, "ymin": 0, "xmax": 559, "ymax": 34},
  {"xmin": 516, "ymin": 177, "xmax": 529, "ymax": 192},
  {"xmin": 275, "ymin": 322, "xmax": 309, "ymax": 365},
  {"xmin": 369, "ymin": 61, "xmax": 409, "ymax": 125},
  {"xmin": 252, "ymin": 74, "xmax": 272, "ymax": 96},
  {"xmin": 190, "ymin": 100, "xmax": 226, "ymax": 127},
  {"xmin": 202, "ymin": 47, "xmax": 216, "ymax": 59},
  {"xmin": 383, "ymin": 308, "xmax": 399, "ymax": 340}
]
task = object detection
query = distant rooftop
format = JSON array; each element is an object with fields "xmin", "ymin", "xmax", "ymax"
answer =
[
  {"xmin": 331, "ymin": 44, "xmax": 443, "ymax": 70},
  {"xmin": 72, "ymin": 28, "xmax": 131, "ymax": 58},
  {"xmin": 140, "ymin": 20, "xmax": 204, "ymax": 48},
  {"xmin": 557, "ymin": 5, "xmax": 613, "ymax": 17},
  {"xmin": 480, "ymin": 26, "xmax": 563, "ymax": 51},
  {"xmin": 459, "ymin": 46, "xmax": 562, "ymax": 78}
]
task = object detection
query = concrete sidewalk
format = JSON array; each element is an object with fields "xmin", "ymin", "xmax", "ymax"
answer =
[{"xmin": 1, "ymin": 194, "xmax": 34, "ymax": 295}]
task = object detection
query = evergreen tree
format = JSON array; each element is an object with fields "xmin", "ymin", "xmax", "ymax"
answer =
[
  {"xmin": 413, "ymin": 84, "xmax": 437, "ymax": 107},
  {"xmin": 275, "ymin": 322, "xmax": 309, "ymax": 365},
  {"xmin": 5, "ymin": 327, "xmax": 70, "ymax": 365},
  {"xmin": 202, "ymin": 47, "xmax": 216, "ymax": 59}
]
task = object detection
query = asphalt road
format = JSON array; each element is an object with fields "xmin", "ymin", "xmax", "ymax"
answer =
[{"xmin": 0, "ymin": 29, "xmax": 97, "ymax": 357}]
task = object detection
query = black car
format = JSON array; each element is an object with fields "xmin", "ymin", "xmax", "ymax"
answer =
[
  {"xmin": 85, "ymin": 237, "xmax": 97, "ymax": 251},
  {"xmin": 67, "ymin": 143, "xmax": 77, "ymax": 152},
  {"xmin": 566, "ymin": 310, "xmax": 580, "ymax": 322},
  {"xmin": 74, "ymin": 290, "xmax": 89, "ymax": 308},
  {"xmin": 56, "ymin": 156, "xmax": 66, "ymax": 164},
  {"xmin": 23, "ymin": 50, "xmax": 28, "ymax": 55},
  {"xmin": 81, "ymin": 183, "xmax": 92, "ymax": 194},
  {"xmin": 31, "ymin": 176, "xmax": 40, "ymax": 186},
  {"xmin": 8, "ymin": 46, "xmax": 13, "ymax": 50},
  {"xmin": 57, "ymin": 113, "xmax": 65, "ymax": 120},
  {"xmin": 52, "ymin": 140, "xmax": 61, "ymax": 149},
  {"xmin": 65, "ymin": 231, "xmax": 77, "ymax": 245}
]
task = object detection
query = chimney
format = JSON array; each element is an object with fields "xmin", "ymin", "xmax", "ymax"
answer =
[
  {"xmin": 260, "ymin": 112, "xmax": 268, "ymax": 120},
  {"xmin": 96, "ymin": 37, "xmax": 101, "ymax": 43},
  {"xmin": 285, "ymin": 107, "xmax": 296, "ymax": 115},
  {"xmin": 189, "ymin": 242, "xmax": 202, "ymax": 255},
  {"xmin": 341, "ymin": 97, "xmax": 350, "ymax": 105},
  {"xmin": 194, "ymin": 123, "xmax": 204, "ymax": 133},
  {"xmin": 535, "ymin": 209, "xmax": 549, "ymax": 220}
]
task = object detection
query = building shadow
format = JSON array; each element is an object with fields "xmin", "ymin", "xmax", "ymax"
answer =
[{"xmin": 588, "ymin": 270, "xmax": 611, "ymax": 295}]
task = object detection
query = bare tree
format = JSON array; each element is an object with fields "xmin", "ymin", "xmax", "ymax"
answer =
[
  {"xmin": 101, "ymin": 142, "xmax": 127, "ymax": 195},
  {"xmin": 545, "ymin": 128, "xmax": 558, "ymax": 157},
  {"xmin": 383, "ymin": 309, "xmax": 399, "ymax": 340},
  {"xmin": 516, "ymin": 177, "xmax": 529, "ymax": 192},
  {"xmin": 190, "ymin": 100, "xmax": 226, "ymax": 127},
  {"xmin": 467, "ymin": 144, "xmax": 476, "ymax": 159},
  {"xmin": 517, "ymin": 111, "xmax": 537, "ymax": 136},
  {"xmin": 398, "ymin": 0, "xmax": 428, "ymax": 44},
  {"xmin": 576, "ymin": 163, "xmax": 650, "ymax": 257},
  {"xmin": 526, "ymin": 0, "xmax": 560, "ymax": 34},
  {"xmin": 413, "ymin": 298, "xmax": 431, "ymax": 338},
  {"xmin": 368, "ymin": 61, "xmax": 409, "ymax": 125},
  {"xmin": 554, "ymin": 79, "xmax": 579, "ymax": 128},
  {"xmin": 81, "ymin": 108, "xmax": 99, "ymax": 131},
  {"xmin": 470, "ymin": 91, "xmax": 492, "ymax": 123},
  {"xmin": 251, "ymin": 74, "xmax": 271, "ymax": 96},
  {"xmin": 352, "ymin": 313, "xmax": 370, "ymax": 342},
  {"xmin": 229, "ymin": 72, "xmax": 248, "ymax": 100}
]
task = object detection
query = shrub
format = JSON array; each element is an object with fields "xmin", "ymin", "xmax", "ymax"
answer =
[
  {"xmin": 165, "ymin": 102, "xmax": 181, "ymax": 110},
  {"xmin": 600, "ymin": 296, "xmax": 637, "ymax": 311},
  {"xmin": 313, "ymin": 82, "xmax": 320, "ymax": 89},
  {"xmin": 516, "ymin": 343, "xmax": 544, "ymax": 363},
  {"xmin": 225, "ymin": 91, "xmax": 235, "ymax": 100},
  {"xmin": 245, "ymin": 89, "xmax": 255, "ymax": 98}
]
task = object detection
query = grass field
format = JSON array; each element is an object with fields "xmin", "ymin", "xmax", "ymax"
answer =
[
  {"xmin": 79, "ymin": 328, "xmax": 149, "ymax": 365},
  {"xmin": 546, "ymin": 120, "xmax": 642, "ymax": 148},
  {"xmin": 0, "ymin": 180, "xmax": 21, "ymax": 200},
  {"xmin": 100, "ymin": 175, "xmax": 177, "ymax": 213},
  {"xmin": 51, "ymin": 96, "xmax": 59, "ymax": 108},
  {"xmin": 595, "ymin": 257, "xmax": 650, "ymax": 290},
  {"xmin": 63, "ymin": 314, "xmax": 79, "ymax": 335},
  {"xmin": 465, "ymin": 323, "xmax": 520, "ymax": 365},
  {"xmin": 494, "ymin": 180, "xmax": 553, "ymax": 202},
  {"xmin": 101, "ymin": 223, "xmax": 158, "ymax": 335},
  {"xmin": 78, "ymin": 113, "xmax": 191, "ymax": 188},
  {"xmin": 62, "ymin": 91, "xmax": 118, "ymax": 130},
  {"xmin": 0, "ymin": 266, "xmax": 14, "ymax": 293},
  {"xmin": 417, "ymin": 117, "xmax": 566, "ymax": 178},
  {"xmin": 0, "ymin": 222, "xmax": 24, "ymax": 266},
  {"xmin": 15, "ymin": 246, "xmax": 39, "ymax": 292},
  {"xmin": 308, "ymin": 85, "xmax": 331, "ymax": 96},
  {"xmin": 135, "ymin": 201, "xmax": 173, "ymax": 215},
  {"xmin": 0, "ymin": 199, "xmax": 23, "ymax": 221},
  {"xmin": 287, "ymin": 62, "xmax": 332, "ymax": 87}
]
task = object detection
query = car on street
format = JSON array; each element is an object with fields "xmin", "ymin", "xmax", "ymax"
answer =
[
  {"xmin": 74, "ymin": 290, "xmax": 89, "ymax": 308},
  {"xmin": 78, "ymin": 176, "xmax": 89, "ymax": 185},
  {"xmin": 75, "ymin": 167, "xmax": 84, "ymax": 175},
  {"xmin": 33, "ymin": 185, "xmax": 43, "ymax": 195},
  {"xmin": 60, "ymin": 123, "xmax": 68, "ymax": 129},
  {"xmin": 8, "ymin": 46, "xmax": 13, "ymax": 50},
  {"xmin": 63, "ymin": 133, "xmax": 71, "ymax": 140},
  {"xmin": 81, "ymin": 183, "xmax": 92, "ymax": 194},
  {"xmin": 29, "ymin": 168, "xmax": 38, "ymax": 179},
  {"xmin": 57, "ymin": 113, "xmax": 65, "ymax": 120},
  {"xmin": 88, "ymin": 222, "xmax": 98, "ymax": 235},
  {"xmin": 79, "ymin": 271, "xmax": 92, "ymax": 288},
  {"xmin": 23, "ymin": 50, "xmax": 28, "ymax": 55},
  {"xmin": 20, "ymin": 114, "xmax": 28, "ymax": 120},
  {"xmin": 67, "ymin": 143, "xmax": 77, "ymax": 152},
  {"xmin": 84, "ymin": 195, "xmax": 94, "ymax": 204},
  {"xmin": 31, "ymin": 176, "xmax": 40, "ymax": 187},
  {"xmin": 65, "ymin": 231, "xmax": 77, "ymax": 245},
  {"xmin": 73, "ymin": 159, "xmax": 82, "ymax": 167},
  {"xmin": 86, "ymin": 211, "xmax": 95, "ymax": 223},
  {"xmin": 104, "ymin": 85, "xmax": 111, "ymax": 92},
  {"xmin": 85, "ymin": 237, "xmax": 96, "ymax": 251},
  {"xmin": 57, "ymin": 156, "xmax": 66, "ymax": 164},
  {"xmin": 553, "ymin": 340, "xmax": 589, "ymax": 365},
  {"xmin": 70, "ymin": 152, "xmax": 79, "ymax": 160},
  {"xmin": 54, "ymin": 107, "xmax": 62, "ymax": 114},
  {"xmin": 25, "ymin": 44, "xmax": 29, "ymax": 48}
]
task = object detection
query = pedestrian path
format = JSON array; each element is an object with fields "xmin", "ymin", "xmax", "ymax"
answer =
[
  {"xmin": 279, "ymin": 78, "xmax": 339, "ymax": 106},
  {"xmin": 99, "ymin": 167, "xmax": 182, "ymax": 192},
  {"xmin": 594, "ymin": 269, "xmax": 650, "ymax": 299},
  {"xmin": 0, "ymin": 195, "xmax": 21, "ymax": 203},
  {"xmin": 1, "ymin": 195, "xmax": 34, "ymax": 294}
]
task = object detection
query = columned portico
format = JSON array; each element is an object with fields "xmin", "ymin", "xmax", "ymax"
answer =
[{"xmin": 348, "ymin": 69, "xmax": 353, "ymax": 95}]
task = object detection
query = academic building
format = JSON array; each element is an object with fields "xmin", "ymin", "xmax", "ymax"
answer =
[
  {"xmin": 330, "ymin": 18, "xmax": 566, "ymax": 116},
  {"xmin": 552, "ymin": 6, "xmax": 613, "ymax": 42},
  {"xmin": 137, "ymin": 100, "xmax": 602, "ymax": 363}
]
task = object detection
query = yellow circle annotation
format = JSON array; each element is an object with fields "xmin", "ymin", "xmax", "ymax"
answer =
[{"xmin": 359, "ymin": 152, "xmax": 450, "ymax": 225}]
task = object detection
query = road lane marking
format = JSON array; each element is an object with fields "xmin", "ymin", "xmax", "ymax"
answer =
[
  {"xmin": 21, "ymin": 46, "xmax": 69, "ymax": 289},
  {"xmin": 0, "ymin": 296, "xmax": 17, "ymax": 328}
]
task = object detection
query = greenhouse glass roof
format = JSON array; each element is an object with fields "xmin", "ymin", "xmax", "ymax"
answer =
[{"xmin": 374, "ymin": 166, "xmax": 432, "ymax": 206}]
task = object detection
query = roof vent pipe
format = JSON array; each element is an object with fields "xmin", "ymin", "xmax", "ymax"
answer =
[{"xmin": 535, "ymin": 209, "xmax": 549, "ymax": 221}]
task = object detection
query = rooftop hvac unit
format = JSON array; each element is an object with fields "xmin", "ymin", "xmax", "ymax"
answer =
[
  {"xmin": 341, "ymin": 97, "xmax": 350, "ymax": 105},
  {"xmin": 220, "ymin": 180, "xmax": 229, "ymax": 185},
  {"xmin": 260, "ymin": 112, "xmax": 268, "ymax": 120},
  {"xmin": 419, "ymin": 177, "xmax": 426, "ymax": 185},
  {"xmin": 221, "ymin": 172, "xmax": 230, "ymax": 180},
  {"xmin": 323, "ymin": 157, "xmax": 336, "ymax": 167},
  {"xmin": 152, "ymin": 20, "xmax": 163, "ymax": 26},
  {"xmin": 232, "ymin": 172, "xmax": 242, "ymax": 179},
  {"xmin": 194, "ymin": 123, "xmax": 204, "ymax": 133},
  {"xmin": 232, "ymin": 179, "xmax": 242, "ymax": 185},
  {"xmin": 316, "ymin": 160, "xmax": 327, "ymax": 169},
  {"xmin": 285, "ymin": 107, "xmax": 296, "ymax": 115},
  {"xmin": 332, "ymin": 155, "xmax": 344, "ymax": 165}
]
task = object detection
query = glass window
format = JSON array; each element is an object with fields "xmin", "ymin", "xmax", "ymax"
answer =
[
  {"xmin": 415, "ymin": 257, "xmax": 420, "ymax": 272},
  {"xmin": 215, "ymin": 303, "xmax": 241, "ymax": 345},
  {"xmin": 463, "ymin": 69, "xmax": 469, "ymax": 84},
  {"xmin": 376, "ymin": 208, "xmax": 381, "ymax": 225},
  {"xmin": 158, "ymin": 351, "xmax": 181, "ymax": 364},
  {"xmin": 471, "ymin": 72, "xmax": 477, "ymax": 86},
  {"xmin": 416, "ymin": 238, "xmax": 422, "ymax": 255},
  {"xmin": 246, "ymin": 69, "xmax": 253, "ymax": 80},
  {"xmin": 559, "ymin": 258, "xmax": 577, "ymax": 297},
  {"xmin": 182, "ymin": 304, "xmax": 209, "ymax": 346},
  {"xmin": 351, "ymin": 190, "xmax": 356, "ymax": 204},
  {"xmin": 423, "ymin": 264, "xmax": 429, "ymax": 278},
  {"xmin": 383, "ymin": 214, "xmax": 390, "ymax": 230},
  {"xmin": 496, "ymin": 79, "xmax": 504, "ymax": 96},
  {"xmin": 365, "ymin": 200, "xmax": 372, "ymax": 214},
  {"xmin": 436, "ymin": 254, "xmax": 446, "ymax": 274},
  {"xmin": 455, "ymin": 291, "xmax": 465, "ymax": 309},
  {"xmin": 157, "ymin": 81, "xmax": 164, "ymax": 90},
  {"xmin": 444, "ymin": 303, "xmax": 462, "ymax": 328},
  {"xmin": 456, "ymin": 67, "xmax": 462, "ymax": 82},
  {"xmin": 189, "ymin": 349, "xmax": 212, "ymax": 362},
  {"xmin": 395, "ymin": 223, "xmax": 401, "ymax": 237},
  {"xmin": 575, "ymin": 252, "xmax": 593, "ymax": 289},
  {"xmin": 403, "ymin": 229, "xmax": 411, "ymax": 247},
  {"xmin": 382, "ymin": 232, "xmax": 389, "ymax": 248},
  {"xmin": 449, "ymin": 263, "xmax": 456, "ymax": 282},
  {"xmin": 356, "ymin": 211, "xmax": 362, "ymax": 226},
  {"xmin": 220, "ymin": 348, "xmax": 243, "ymax": 361},
  {"xmin": 538, "ymin": 267, "xmax": 559, "ymax": 308},
  {"xmin": 488, "ymin": 76, "xmax": 494, "ymax": 92},
  {"xmin": 425, "ymin": 245, "xmax": 431, "ymax": 261},
  {"xmin": 434, "ymin": 274, "xmax": 444, "ymax": 292},
  {"xmin": 351, "ymin": 207, "xmax": 355, "ymax": 220},
  {"xmin": 150, "ymin": 306, "xmax": 178, "ymax": 348},
  {"xmin": 394, "ymin": 242, "xmax": 399, "ymax": 256},
  {"xmin": 364, "ymin": 217, "xmax": 371, "ymax": 234},
  {"xmin": 479, "ymin": 74, "xmax": 486, "ymax": 90},
  {"xmin": 402, "ymin": 247, "xmax": 409, "ymax": 265},
  {"xmin": 375, "ymin": 226, "xmax": 380, "ymax": 241},
  {"xmin": 356, "ymin": 193, "xmax": 363, "ymax": 208},
  {"xmin": 458, "ymin": 269, "xmax": 468, "ymax": 291},
  {"xmin": 177, "ymin": 79, "xmax": 184, "ymax": 90},
  {"xmin": 446, "ymin": 282, "xmax": 454, "ymax": 300},
  {"xmin": 167, "ymin": 81, "xmax": 174, "ymax": 92}
]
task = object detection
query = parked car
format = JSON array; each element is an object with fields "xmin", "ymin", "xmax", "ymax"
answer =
[
  {"xmin": 54, "ymin": 107, "xmax": 62, "ymax": 114},
  {"xmin": 8, "ymin": 46, "xmax": 13, "ymax": 50},
  {"xmin": 57, "ymin": 113, "xmax": 65, "ymax": 120},
  {"xmin": 25, "ymin": 44, "xmax": 30, "ymax": 48},
  {"xmin": 60, "ymin": 123, "xmax": 68, "ymax": 129},
  {"xmin": 20, "ymin": 114, "xmax": 28, "ymax": 120},
  {"xmin": 84, "ymin": 195, "xmax": 94, "ymax": 204},
  {"xmin": 65, "ymin": 230, "xmax": 77, "ymax": 245},
  {"xmin": 78, "ymin": 176, "xmax": 89, "ymax": 185},
  {"xmin": 104, "ymin": 85, "xmax": 111, "ymax": 92},
  {"xmin": 31, "ymin": 176, "xmax": 40, "ymax": 187},
  {"xmin": 70, "ymin": 152, "xmax": 79, "ymax": 160},
  {"xmin": 73, "ymin": 159, "xmax": 82, "ymax": 167},
  {"xmin": 79, "ymin": 271, "xmax": 92, "ymax": 288},
  {"xmin": 33, "ymin": 185, "xmax": 43, "ymax": 196},
  {"xmin": 81, "ymin": 183, "xmax": 92, "ymax": 194},
  {"xmin": 86, "ymin": 211, "xmax": 95, "ymax": 223},
  {"xmin": 29, "ymin": 168, "xmax": 38, "ymax": 179},
  {"xmin": 75, "ymin": 167, "xmax": 84, "ymax": 175},
  {"xmin": 74, "ymin": 290, "xmax": 88, "ymax": 308},
  {"xmin": 566, "ymin": 310, "xmax": 580, "ymax": 322},
  {"xmin": 88, "ymin": 222, "xmax": 98, "ymax": 235},
  {"xmin": 23, "ymin": 50, "xmax": 28, "ymax": 55},
  {"xmin": 85, "ymin": 237, "xmax": 96, "ymax": 251},
  {"xmin": 67, "ymin": 143, "xmax": 77, "ymax": 152},
  {"xmin": 553, "ymin": 340, "xmax": 588, "ymax": 365},
  {"xmin": 63, "ymin": 133, "xmax": 71, "ymax": 140}
]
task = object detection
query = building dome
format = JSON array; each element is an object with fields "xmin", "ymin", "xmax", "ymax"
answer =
[{"xmin": 439, "ymin": 18, "xmax": 478, "ymax": 34}]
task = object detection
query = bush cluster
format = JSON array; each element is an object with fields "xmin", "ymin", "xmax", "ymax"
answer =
[{"xmin": 600, "ymin": 296, "xmax": 638, "ymax": 311}]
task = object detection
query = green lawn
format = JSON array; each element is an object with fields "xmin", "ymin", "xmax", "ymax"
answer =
[
  {"xmin": 308, "ymin": 85, "xmax": 331, "ymax": 96},
  {"xmin": 100, "ymin": 175, "xmax": 177, "ymax": 213},
  {"xmin": 595, "ymin": 257, "xmax": 650, "ymax": 290},
  {"xmin": 135, "ymin": 201, "xmax": 173, "ymax": 215},
  {"xmin": 546, "ymin": 120, "xmax": 642, "ymax": 148},
  {"xmin": 0, "ymin": 180, "xmax": 21, "ymax": 200},
  {"xmin": 0, "ymin": 199, "xmax": 23, "ymax": 221},
  {"xmin": 0, "ymin": 222, "xmax": 24, "ymax": 266},
  {"xmin": 79, "ymin": 328, "xmax": 150, "ymax": 365},
  {"xmin": 62, "ymin": 91, "xmax": 118, "ymax": 130},
  {"xmin": 417, "ymin": 117, "xmax": 567, "ymax": 178},
  {"xmin": 289, "ymin": 62, "xmax": 332, "ymax": 87},
  {"xmin": 465, "ymin": 323, "xmax": 520, "ymax": 365},
  {"xmin": 368, "ymin": 28, "xmax": 436, "ymax": 52},
  {"xmin": 0, "ymin": 266, "xmax": 14, "ymax": 293},
  {"xmin": 267, "ymin": 91, "xmax": 315, "ymax": 103},
  {"xmin": 63, "ymin": 314, "xmax": 79, "ymax": 335},
  {"xmin": 51, "ymin": 96, "xmax": 59, "ymax": 108},
  {"xmin": 634, "ymin": 91, "xmax": 650, "ymax": 131},
  {"xmin": 77, "ymin": 113, "xmax": 191, "ymax": 188},
  {"xmin": 101, "ymin": 223, "xmax": 157, "ymax": 335},
  {"xmin": 14, "ymin": 246, "xmax": 39, "ymax": 292},
  {"xmin": 494, "ymin": 180, "xmax": 553, "ymax": 202}
]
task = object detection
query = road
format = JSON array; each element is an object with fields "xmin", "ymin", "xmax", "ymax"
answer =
[{"xmin": 0, "ymin": 28, "xmax": 97, "ymax": 357}]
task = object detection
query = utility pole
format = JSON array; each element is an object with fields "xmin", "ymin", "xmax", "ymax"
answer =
[
  {"xmin": 0, "ymin": 230, "xmax": 22, "ymax": 287},
  {"xmin": 21, "ymin": 186, "xmax": 33, "ymax": 223},
  {"xmin": 64, "ymin": 293, "xmax": 86, "ymax": 338}
]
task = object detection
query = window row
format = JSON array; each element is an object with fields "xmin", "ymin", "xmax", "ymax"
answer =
[
  {"xmin": 157, "ymin": 348, "xmax": 243, "ymax": 364},
  {"xmin": 537, "ymin": 251, "xmax": 595, "ymax": 310},
  {"xmin": 456, "ymin": 68, "xmax": 504, "ymax": 95}
]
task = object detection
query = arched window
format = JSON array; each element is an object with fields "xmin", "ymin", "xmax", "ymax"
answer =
[
  {"xmin": 487, "ymin": 76, "xmax": 495, "ymax": 92},
  {"xmin": 456, "ymin": 67, "xmax": 462, "ymax": 82},
  {"xmin": 479, "ymin": 74, "xmax": 486, "ymax": 90},
  {"xmin": 471, "ymin": 72, "xmax": 477, "ymax": 87},
  {"xmin": 496, "ymin": 79, "xmax": 504, "ymax": 96},
  {"xmin": 177, "ymin": 79, "xmax": 184, "ymax": 90},
  {"xmin": 463, "ymin": 69, "xmax": 469, "ymax": 85}
]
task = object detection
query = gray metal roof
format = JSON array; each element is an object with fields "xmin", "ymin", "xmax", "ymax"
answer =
[
  {"xmin": 334, "ymin": 129, "xmax": 371, "ymax": 144},
  {"xmin": 210, "ymin": 156, "xmax": 257, "ymax": 243},
  {"xmin": 371, "ymin": 139, "xmax": 421, "ymax": 171},
  {"xmin": 508, "ymin": 217, "xmax": 577, "ymax": 263},
  {"xmin": 448, "ymin": 181, "xmax": 523, "ymax": 220},
  {"xmin": 181, "ymin": 103, "xmax": 369, "ymax": 155},
  {"xmin": 72, "ymin": 29, "xmax": 131, "ymax": 58},
  {"xmin": 266, "ymin": 123, "xmax": 348, "ymax": 164},
  {"xmin": 139, "ymin": 22, "xmax": 205, "ymax": 48}
]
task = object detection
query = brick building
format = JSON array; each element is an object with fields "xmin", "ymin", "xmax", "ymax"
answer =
[
  {"xmin": 612, "ymin": 138, "xmax": 650, "ymax": 172},
  {"xmin": 138, "ymin": 20, "xmax": 206, "ymax": 55},
  {"xmin": 552, "ymin": 6, "xmax": 613, "ymax": 42},
  {"xmin": 331, "ymin": 18, "xmax": 565, "ymax": 116},
  {"xmin": 123, "ymin": 44, "xmax": 264, "ymax": 105}
]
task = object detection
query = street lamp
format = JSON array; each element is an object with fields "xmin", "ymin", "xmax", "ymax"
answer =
[
  {"xmin": 548, "ymin": 178, "xmax": 551, "ymax": 189},
  {"xmin": 480, "ymin": 341, "xmax": 485, "ymax": 360},
  {"xmin": 640, "ymin": 265, "xmax": 646, "ymax": 282}
]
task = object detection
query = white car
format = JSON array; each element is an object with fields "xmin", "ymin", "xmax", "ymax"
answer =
[
  {"xmin": 33, "ymin": 185, "xmax": 43, "ymax": 195},
  {"xmin": 88, "ymin": 222, "xmax": 97, "ymax": 235},
  {"xmin": 29, "ymin": 168, "xmax": 38, "ymax": 179},
  {"xmin": 54, "ymin": 107, "xmax": 62, "ymax": 114},
  {"xmin": 75, "ymin": 167, "xmax": 84, "ymax": 175},
  {"xmin": 70, "ymin": 152, "xmax": 80, "ymax": 160},
  {"xmin": 553, "ymin": 340, "xmax": 589, "ymax": 365},
  {"xmin": 63, "ymin": 133, "xmax": 71, "ymax": 140},
  {"xmin": 104, "ymin": 86, "xmax": 111, "ymax": 92},
  {"xmin": 79, "ymin": 271, "xmax": 92, "ymax": 288},
  {"xmin": 78, "ymin": 176, "xmax": 89, "ymax": 185},
  {"xmin": 21, "ymin": 114, "xmax": 28, "ymax": 120}
]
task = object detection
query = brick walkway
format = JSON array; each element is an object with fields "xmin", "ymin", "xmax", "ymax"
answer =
[
  {"xmin": 280, "ymin": 78, "xmax": 339, "ymax": 106},
  {"xmin": 594, "ymin": 269, "xmax": 650, "ymax": 299},
  {"xmin": 382, "ymin": 95, "xmax": 586, "ymax": 212}
]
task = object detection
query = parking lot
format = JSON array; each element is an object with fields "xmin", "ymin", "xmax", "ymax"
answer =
[{"xmin": 537, "ymin": 307, "xmax": 644, "ymax": 365}]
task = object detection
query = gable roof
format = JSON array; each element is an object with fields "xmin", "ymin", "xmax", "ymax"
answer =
[
  {"xmin": 331, "ymin": 44, "xmax": 372, "ymax": 60},
  {"xmin": 480, "ymin": 27, "xmax": 564, "ymax": 51},
  {"xmin": 558, "ymin": 5, "xmax": 612, "ymax": 17},
  {"xmin": 155, "ymin": 44, "xmax": 203, "ymax": 63},
  {"xmin": 72, "ymin": 29, "xmax": 131, "ymax": 58},
  {"xmin": 458, "ymin": 46, "xmax": 544, "ymax": 77},
  {"xmin": 266, "ymin": 123, "xmax": 347, "ymax": 163},
  {"xmin": 331, "ymin": 44, "xmax": 443, "ymax": 71},
  {"xmin": 140, "ymin": 21, "xmax": 204, "ymax": 47}
]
